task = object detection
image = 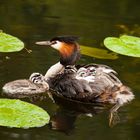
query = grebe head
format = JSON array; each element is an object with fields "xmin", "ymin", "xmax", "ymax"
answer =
[{"xmin": 36, "ymin": 36, "xmax": 81, "ymax": 66}]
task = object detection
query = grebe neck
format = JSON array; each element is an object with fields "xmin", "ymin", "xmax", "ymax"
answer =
[
  {"xmin": 59, "ymin": 43, "xmax": 81, "ymax": 66},
  {"xmin": 44, "ymin": 62, "xmax": 64, "ymax": 80}
]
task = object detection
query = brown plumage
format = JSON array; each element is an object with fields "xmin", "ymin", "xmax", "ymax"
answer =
[
  {"xmin": 2, "ymin": 35, "xmax": 134, "ymax": 126},
  {"xmin": 35, "ymin": 36, "xmax": 134, "ymax": 110}
]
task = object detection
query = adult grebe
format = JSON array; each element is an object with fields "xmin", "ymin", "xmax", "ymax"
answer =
[{"xmin": 33, "ymin": 36, "xmax": 134, "ymax": 115}]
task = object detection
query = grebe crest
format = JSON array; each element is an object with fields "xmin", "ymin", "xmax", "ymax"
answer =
[
  {"xmin": 35, "ymin": 36, "xmax": 134, "ymax": 122},
  {"xmin": 36, "ymin": 36, "xmax": 81, "ymax": 66}
]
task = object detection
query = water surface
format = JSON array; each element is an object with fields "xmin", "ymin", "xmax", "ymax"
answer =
[{"xmin": 0, "ymin": 0, "xmax": 140, "ymax": 140}]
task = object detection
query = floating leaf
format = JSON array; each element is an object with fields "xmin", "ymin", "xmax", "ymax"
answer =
[
  {"xmin": 104, "ymin": 35, "xmax": 140, "ymax": 57},
  {"xmin": 0, "ymin": 99, "xmax": 50, "ymax": 128},
  {"xmin": 80, "ymin": 45, "xmax": 118, "ymax": 59},
  {"xmin": 0, "ymin": 31, "xmax": 24, "ymax": 52}
]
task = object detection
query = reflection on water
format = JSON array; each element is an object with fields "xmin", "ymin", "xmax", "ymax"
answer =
[{"xmin": 0, "ymin": 0, "xmax": 140, "ymax": 140}]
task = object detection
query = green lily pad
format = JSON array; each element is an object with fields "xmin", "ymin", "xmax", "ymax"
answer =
[
  {"xmin": 104, "ymin": 35, "xmax": 140, "ymax": 57},
  {"xmin": 80, "ymin": 45, "xmax": 118, "ymax": 59},
  {"xmin": 0, "ymin": 31, "xmax": 24, "ymax": 52},
  {"xmin": 0, "ymin": 99, "xmax": 50, "ymax": 128}
]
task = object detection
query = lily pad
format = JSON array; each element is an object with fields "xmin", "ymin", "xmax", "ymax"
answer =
[
  {"xmin": 80, "ymin": 45, "xmax": 118, "ymax": 59},
  {"xmin": 104, "ymin": 35, "xmax": 140, "ymax": 57},
  {"xmin": 0, "ymin": 98, "xmax": 50, "ymax": 128},
  {"xmin": 0, "ymin": 31, "xmax": 24, "ymax": 52}
]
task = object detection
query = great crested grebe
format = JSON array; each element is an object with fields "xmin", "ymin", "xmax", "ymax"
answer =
[
  {"xmin": 2, "ymin": 73, "xmax": 49, "ymax": 98},
  {"xmin": 33, "ymin": 36, "xmax": 134, "ymax": 114}
]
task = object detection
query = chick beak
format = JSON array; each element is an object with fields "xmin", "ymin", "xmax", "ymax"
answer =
[{"xmin": 35, "ymin": 41, "xmax": 52, "ymax": 46}]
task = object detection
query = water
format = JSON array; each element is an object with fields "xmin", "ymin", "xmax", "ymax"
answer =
[{"xmin": 0, "ymin": 0, "xmax": 140, "ymax": 140}]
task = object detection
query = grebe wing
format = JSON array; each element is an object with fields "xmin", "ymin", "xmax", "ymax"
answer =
[{"xmin": 50, "ymin": 63, "xmax": 123, "ymax": 102}]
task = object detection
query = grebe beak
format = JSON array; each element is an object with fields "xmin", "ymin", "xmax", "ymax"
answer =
[{"xmin": 35, "ymin": 41, "xmax": 52, "ymax": 46}]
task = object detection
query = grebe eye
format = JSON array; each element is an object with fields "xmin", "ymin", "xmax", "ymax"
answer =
[{"xmin": 51, "ymin": 41, "xmax": 57, "ymax": 45}]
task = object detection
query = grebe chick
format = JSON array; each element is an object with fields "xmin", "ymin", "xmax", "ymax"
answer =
[
  {"xmin": 2, "ymin": 73, "xmax": 49, "ymax": 98},
  {"xmin": 34, "ymin": 36, "xmax": 134, "ymax": 117}
]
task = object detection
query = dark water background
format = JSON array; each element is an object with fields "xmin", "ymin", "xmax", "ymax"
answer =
[{"xmin": 0, "ymin": 0, "xmax": 140, "ymax": 140}]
